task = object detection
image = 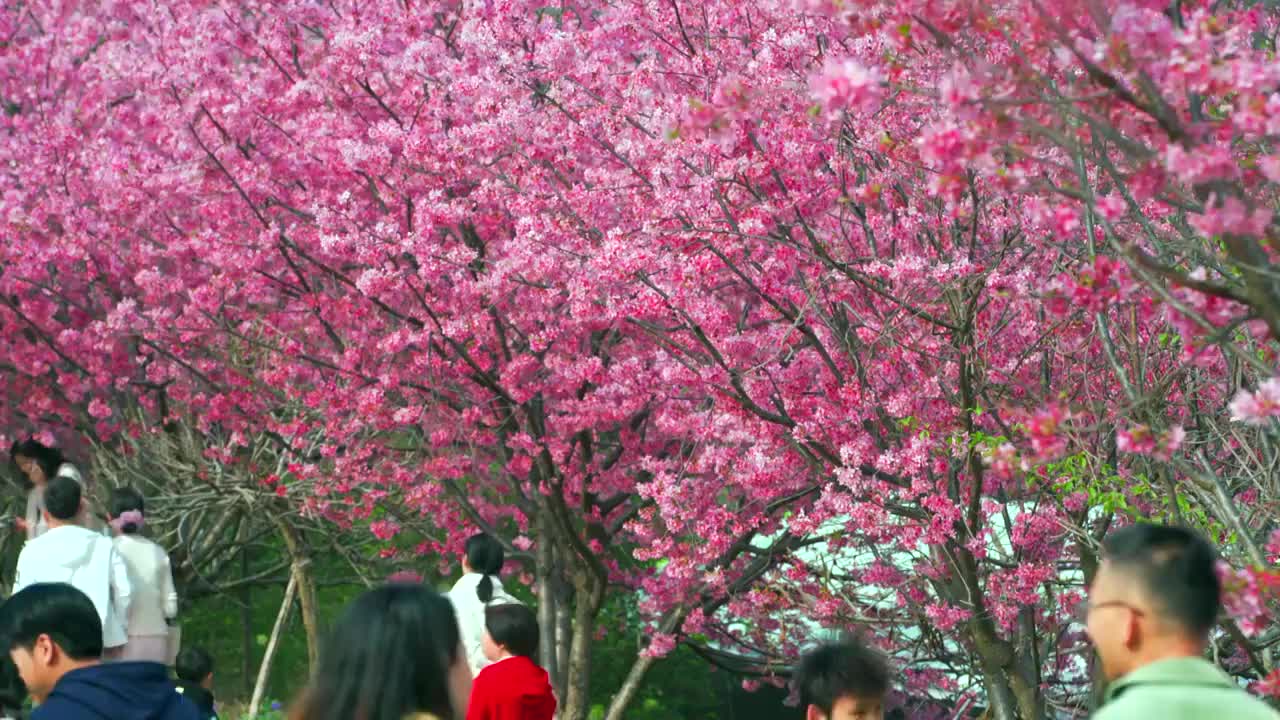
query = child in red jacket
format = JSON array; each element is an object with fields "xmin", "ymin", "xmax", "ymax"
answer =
[{"xmin": 466, "ymin": 603, "xmax": 557, "ymax": 720}]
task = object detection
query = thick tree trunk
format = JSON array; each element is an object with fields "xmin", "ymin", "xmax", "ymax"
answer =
[
  {"xmin": 961, "ymin": 572, "xmax": 1045, "ymax": 719},
  {"xmin": 559, "ymin": 570, "xmax": 605, "ymax": 720},
  {"xmin": 939, "ymin": 539, "xmax": 1045, "ymax": 720},
  {"xmin": 555, "ymin": 579, "xmax": 572, "ymax": 695}
]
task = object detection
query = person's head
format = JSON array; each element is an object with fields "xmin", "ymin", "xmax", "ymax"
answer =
[
  {"xmin": 108, "ymin": 487, "xmax": 146, "ymax": 535},
  {"xmin": 794, "ymin": 637, "xmax": 890, "ymax": 720},
  {"xmin": 175, "ymin": 646, "xmax": 214, "ymax": 690},
  {"xmin": 464, "ymin": 533, "xmax": 504, "ymax": 603},
  {"xmin": 9, "ymin": 439, "xmax": 62, "ymax": 488},
  {"xmin": 0, "ymin": 584, "xmax": 103, "ymax": 703},
  {"xmin": 42, "ymin": 476, "xmax": 81, "ymax": 526},
  {"xmin": 1086, "ymin": 523, "xmax": 1220, "ymax": 681},
  {"xmin": 481, "ymin": 603, "xmax": 539, "ymax": 662},
  {"xmin": 290, "ymin": 583, "xmax": 471, "ymax": 720}
]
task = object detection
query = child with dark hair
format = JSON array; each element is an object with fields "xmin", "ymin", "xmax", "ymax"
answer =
[
  {"xmin": 174, "ymin": 647, "xmax": 217, "ymax": 720},
  {"xmin": 793, "ymin": 637, "xmax": 891, "ymax": 720},
  {"xmin": 465, "ymin": 604, "xmax": 555, "ymax": 720}
]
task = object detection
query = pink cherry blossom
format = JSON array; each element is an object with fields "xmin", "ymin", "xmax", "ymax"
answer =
[
  {"xmin": 1229, "ymin": 378, "xmax": 1280, "ymax": 425},
  {"xmin": 4, "ymin": 0, "xmax": 1280, "ymax": 715},
  {"xmin": 810, "ymin": 58, "xmax": 884, "ymax": 114}
]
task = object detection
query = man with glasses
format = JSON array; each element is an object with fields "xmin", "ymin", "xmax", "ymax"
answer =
[{"xmin": 1085, "ymin": 523, "xmax": 1278, "ymax": 719}]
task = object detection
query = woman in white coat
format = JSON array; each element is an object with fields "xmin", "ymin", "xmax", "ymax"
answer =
[
  {"xmin": 446, "ymin": 532, "xmax": 520, "ymax": 675},
  {"xmin": 108, "ymin": 486, "xmax": 178, "ymax": 662}
]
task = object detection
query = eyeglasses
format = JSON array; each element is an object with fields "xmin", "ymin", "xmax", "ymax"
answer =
[{"xmin": 1073, "ymin": 600, "xmax": 1145, "ymax": 623}]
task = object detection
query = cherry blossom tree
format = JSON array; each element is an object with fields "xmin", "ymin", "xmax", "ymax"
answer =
[{"xmin": 2, "ymin": 1, "xmax": 1278, "ymax": 719}]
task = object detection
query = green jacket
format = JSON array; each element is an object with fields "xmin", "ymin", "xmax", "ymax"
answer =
[{"xmin": 1096, "ymin": 657, "xmax": 1279, "ymax": 720}]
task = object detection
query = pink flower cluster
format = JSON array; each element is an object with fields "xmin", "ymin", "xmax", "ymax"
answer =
[
  {"xmin": 1218, "ymin": 562, "xmax": 1280, "ymax": 637},
  {"xmin": 1229, "ymin": 378, "xmax": 1280, "ymax": 426},
  {"xmin": 809, "ymin": 58, "xmax": 884, "ymax": 114},
  {"xmin": 1044, "ymin": 256, "xmax": 1133, "ymax": 315},
  {"xmin": 1116, "ymin": 425, "xmax": 1186, "ymax": 461}
]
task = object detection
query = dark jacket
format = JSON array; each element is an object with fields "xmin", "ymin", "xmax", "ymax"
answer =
[
  {"xmin": 32, "ymin": 662, "xmax": 198, "ymax": 720},
  {"xmin": 173, "ymin": 681, "xmax": 216, "ymax": 720}
]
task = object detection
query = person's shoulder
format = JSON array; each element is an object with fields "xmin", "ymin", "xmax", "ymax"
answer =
[
  {"xmin": 473, "ymin": 661, "xmax": 499, "ymax": 681},
  {"xmin": 30, "ymin": 695, "xmax": 91, "ymax": 720},
  {"xmin": 1092, "ymin": 693, "xmax": 1143, "ymax": 720},
  {"xmin": 447, "ymin": 574, "xmax": 477, "ymax": 595},
  {"xmin": 18, "ymin": 530, "xmax": 55, "ymax": 561},
  {"xmin": 1103, "ymin": 681, "xmax": 1279, "ymax": 720},
  {"xmin": 1223, "ymin": 691, "xmax": 1280, "ymax": 719},
  {"xmin": 167, "ymin": 691, "xmax": 203, "ymax": 720},
  {"xmin": 471, "ymin": 662, "xmax": 510, "ymax": 692},
  {"xmin": 114, "ymin": 534, "xmax": 159, "ymax": 551},
  {"xmin": 55, "ymin": 464, "xmax": 82, "ymax": 482},
  {"xmin": 94, "ymin": 532, "xmax": 119, "ymax": 554}
]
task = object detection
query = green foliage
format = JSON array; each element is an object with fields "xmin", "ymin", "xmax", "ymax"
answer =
[{"xmin": 584, "ymin": 595, "xmax": 730, "ymax": 720}]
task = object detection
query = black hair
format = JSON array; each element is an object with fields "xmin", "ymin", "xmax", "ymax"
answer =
[
  {"xmin": 484, "ymin": 603, "xmax": 539, "ymax": 658},
  {"xmin": 1101, "ymin": 523, "xmax": 1220, "ymax": 637},
  {"xmin": 8, "ymin": 439, "xmax": 63, "ymax": 489},
  {"xmin": 0, "ymin": 583, "xmax": 104, "ymax": 661},
  {"xmin": 794, "ymin": 637, "xmax": 891, "ymax": 714},
  {"xmin": 108, "ymin": 487, "xmax": 145, "ymax": 534},
  {"xmin": 43, "ymin": 476, "xmax": 81, "ymax": 521},
  {"xmin": 175, "ymin": 646, "xmax": 214, "ymax": 683},
  {"xmin": 465, "ymin": 533, "xmax": 504, "ymax": 603},
  {"xmin": 292, "ymin": 584, "xmax": 462, "ymax": 720},
  {"xmin": 0, "ymin": 643, "xmax": 26, "ymax": 717}
]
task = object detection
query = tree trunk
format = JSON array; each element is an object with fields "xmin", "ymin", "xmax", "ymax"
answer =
[
  {"xmin": 604, "ymin": 653, "xmax": 656, "ymax": 720},
  {"xmin": 603, "ymin": 608, "xmax": 688, "ymax": 720},
  {"xmin": 536, "ymin": 538, "xmax": 561, "ymax": 700},
  {"xmin": 559, "ymin": 571, "xmax": 604, "ymax": 720},
  {"xmin": 555, "ymin": 577, "xmax": 572, "ymax": 696},
  {"xmin": 249, "ymin": 568, "xmax": 297, "ymax": 718},
  {"xmin": 276, "ymin": 519, "xmax": 320, "ymax": 669}
]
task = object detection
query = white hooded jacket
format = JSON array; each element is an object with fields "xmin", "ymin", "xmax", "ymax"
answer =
[
  {"xmin": 14, "ymin": 524, "xmax": 132, "ymax": 647},
  {"xmin": 447, "ymin": 572, "xmax": 521, "ymax": 676}
]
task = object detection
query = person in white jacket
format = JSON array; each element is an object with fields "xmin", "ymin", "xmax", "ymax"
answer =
[
  {"xmin": 446, "ymin": 532, "xmax": 521, "ymax": 676},
  {"xmin": 108, "ymin": 486, "xmax": 179, "ymax": 663},
  {"xmin": 12, "ymin": 475, "xmax": 132, "ymax": 652}
]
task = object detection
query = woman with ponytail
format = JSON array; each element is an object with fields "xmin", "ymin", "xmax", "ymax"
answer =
[
  {"xmin": 447, "ymin": 533, "xmax": 520, "ymax": 675},
  {"xmin": 108, "ymin": 486, "xmax": 178, "ymax": 662}
]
